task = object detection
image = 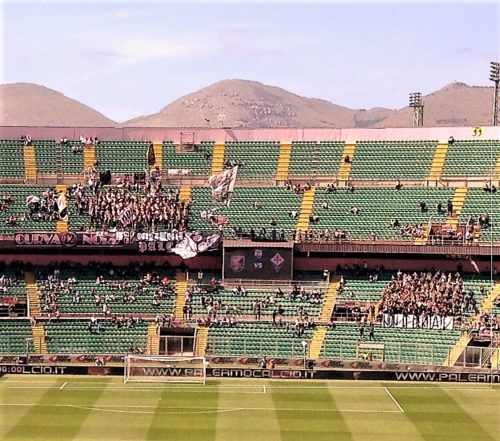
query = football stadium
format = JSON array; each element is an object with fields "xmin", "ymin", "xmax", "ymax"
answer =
[
  {"xmin": 1, "ymin": 2, "xmax": 500, "ymax": 440},
  {"xmin": 0, "ymin": 124, "xmax": 499, "ymax": 440}
]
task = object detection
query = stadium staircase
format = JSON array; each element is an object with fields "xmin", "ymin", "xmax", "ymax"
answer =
[
  {"xmin": 83, "ymin": 143, "xmax": 96, "ymax": 170},
  {"xmin": 479, "ymin": 281, "xmax": 500, "ymax": 313},
  {"xmin": 31, "ymin": 323, "xmax": 47, "ymax": 354},
  {"xmin": 491, "ymin": 348, "xmax": 499, "ymax": 369},
  {"xmin": 427, "ymin": 141, "xmax": 449, "ymax": 182},
  {"xmin": 446, "ymin": 187, "xmax": 468, "ymax": 231},
  {"xmin": 443, "ymin": 332, "xmax": 471, "ymax": 366},
  {"xmin": 147, "ymin": 322, "xmax": 159, "ymax": 355},
  {"xmin": 337, "ymin": 142, "xmax": 356, "ymax": 181},
  {"xmin": 308, "ymin": 326, "xmax": 327, "ymax": 359},
  {"xmin": 194, "ymin": 327, "xmax": 209, "ymax": 356},
  {"xmin": 25, "ymin": 271, "xmax": 41, "ymax": 317},
  {"xmin": 308, "ymin": 278, "xmax": 341, "ymax": 359},
  {"xmin": 444, "ymin": 282, "xmax": 500, "ymax": 366},
  {"xmin": 320, "ymin": 277, "xmax": 341, "ymax": 322},
  {"xmin": 211, "ymin": 142, "xmax": 225, "ymax": 174},
  {"xmin": 276, "ymin": 142, "xmax": 292, "ymax": 182},
  {"xmin": 179, "ymin": 185, "xmax": 192, "ymax": 203},
  {"xmin": 493, "ymin": 149, "xmax": 500, "ymax": 181},
  {"xmin": 473, "ymin": 224, "xmax": 482, "ymax": 244},
  {"xmin": 56, "ymin": 184, "xmax": 68, "ymax": 232},
  {"xmin": 414, "ymin": 223, "xmax": 431, "ymax": 246},
  {"xmin": 174, "ymin": 273, "xmax": 188, "ymax": 320},
  {"xmin": 152, "ymin": 142, "xmax": 163, "ymax": 170},
  {"xmin": 23, "ymin": 145, "xmax": 37, "ymax": 182},
  {"xmin": 296, "ymin": 187, "xmax": 316, "ymax": 233}
]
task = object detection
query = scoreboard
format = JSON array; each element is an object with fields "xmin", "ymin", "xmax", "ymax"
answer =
[{"xmin": 223, "ymin": 240, "xmax": 293, "ymax": 281}]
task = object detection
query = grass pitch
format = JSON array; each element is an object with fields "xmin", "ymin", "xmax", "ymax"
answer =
[{"xmin": 0, "ymin": 375, "xmax": 498, "ymax": 441}]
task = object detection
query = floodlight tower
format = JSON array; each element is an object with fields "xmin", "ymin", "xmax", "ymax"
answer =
[
  {"xmin": 409, "ymin": 92, "xmax": 424, "ymax": 127},
  {"xmin": 490, "ymin": 61, "xmax": 500, "ymax": 126}
]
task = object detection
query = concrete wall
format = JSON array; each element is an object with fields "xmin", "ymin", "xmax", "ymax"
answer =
[{"xmin": 1, "ymin": 125, "xmax": 498, "ymax": 143}]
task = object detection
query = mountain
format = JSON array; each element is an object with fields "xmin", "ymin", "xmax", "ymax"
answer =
[
  {"xmin": 0, "ymin": 83, "xmax": 117, "ymax": 127},
  {"xmin": 374, "ymin": 82, "xmax": 494, "ymax": 128},
  {"xmin": 124, "ymin": 79, "xmax": 494, "ymax": 128},
  {"xmin": 0, "ymin": 80, "xmax": 494, "ymax": 129},
  {"xmin": 123, "ymin": 79, "xmax": 394, "ymax": 128}
]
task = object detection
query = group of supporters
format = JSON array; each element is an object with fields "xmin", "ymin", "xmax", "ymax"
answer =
[
  {"xmin": 68, "ymin": 178, "xmax": 192, "ymax": 233},
  {"xmin": 1, "ymin": 187, "xmax": 64, "ymax": 227},
  {"xmin": 377, "ymin": 270, "xmax": 477, "ymax": 323}
]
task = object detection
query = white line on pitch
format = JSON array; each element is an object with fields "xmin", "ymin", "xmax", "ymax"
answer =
[
  {"xmin": 0, "ymin": 403, "xmax": 400, "ymax": 414},
  {"xmin": 384, "ymin": 387, "xmax": 405, "ymax": 413},
  {"xmin": 6, "ymin": 384, "xmax": 498, "ymax": 393},
  {"xmin": 59, "ymin": 382, "xmax": 67, "ymax": 390}
]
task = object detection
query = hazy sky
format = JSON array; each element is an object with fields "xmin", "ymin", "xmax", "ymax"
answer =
[{"xmin": 1, "ymin": 0, "xmax": 499, "ymax": 122}]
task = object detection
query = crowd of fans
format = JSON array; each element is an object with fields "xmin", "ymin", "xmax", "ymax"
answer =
[
  {"xmin": 25, "ymin": 187, "xmax": 62, "ymax": 222},
  {"xmin": 0, "ymin": 273, "xmax": 18, "ymax": 295},
  {"xmin": 68, "ymin": 178, "xmax": 191, "ymax": 233},
  {"xmin": 377, "ymin": 270, "xmax": 477, "ymax": 326},
  {"xmin": 1, "ymin": 187, "xmax": 64, "ymax": 227}
]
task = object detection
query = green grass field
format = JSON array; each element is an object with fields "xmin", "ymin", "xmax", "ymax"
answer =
[{"xmin": 0, "ymin": 375, "xmax": 498, "ymax": 440}]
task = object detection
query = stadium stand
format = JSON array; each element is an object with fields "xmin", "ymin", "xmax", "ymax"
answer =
[
  {"xmin": 0, "ymin": 184, "xmax": 59, "ymax": 234},
  {"xmin": 163, "ymin": 141, "xmax": 214, "ymax": 176},
  {"xmin": 43, "ymin": 319, "xmax": 148, "ymax": 354},
  {"xmin": 95, "ymin": 140, "xmax": 150, "ymax": 173},
  {"xmin": 36, "ymin": 266, "xmax": 176, "ymax": 316},
  {"xmin": 351, "ymin": 140, "xmax": 437, "ymax": 180},
  {"xmin": 442, "ymin": 139, "xmax": 500, "ymax": 177},
  {"xmin": 310, "ymin": 187, "xmax": 455, "ymax": 241},
  {"xmin": 224, "ymin": 141, "xmax": 281, "ymax": 179},
  {"xmin": 0, "ymin": 140, "xmax": 25, "ymax": 179},
  {"xmin": 0, "ymin": 320, "xmax": 34, "ymax": 354},
  {"xmin": 289, "ymin": 141, "xmax": 317, "ymax": 177},
  {"xmin": 190, "ymin": 186, "xmax": 302, "ymax": 237},
  {"xmin": 0, "ymin": 130, "xmax": 499, "ymax": 373},
  {"xmin": 316, "ymin": 141, "xmax": 345, "ymax": 176},
  {"xmin": 206, "ymin": 322, "xmax": 315, "ymax": 358}
]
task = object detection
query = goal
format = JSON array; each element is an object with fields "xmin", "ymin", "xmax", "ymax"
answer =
[{"xmin": 124, "ymin": 355, "xmax": 207, "ymax": 384}]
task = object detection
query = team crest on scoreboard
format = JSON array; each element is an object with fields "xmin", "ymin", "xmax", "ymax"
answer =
[
  {"xmin": 230, "ymin": 254, "xmax": 245, "ymax": 272},
  {"xmin": 270, "ymin": 252, "xmax": 285, "ymax": 273}
]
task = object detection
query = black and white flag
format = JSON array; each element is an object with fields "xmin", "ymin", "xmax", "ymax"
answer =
[{"xmin": 209, "ymin": 165, "xmax": 238, "ymax": 204}]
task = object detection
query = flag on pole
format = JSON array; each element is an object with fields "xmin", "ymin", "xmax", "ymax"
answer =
[
  {"xmin": 57, "ymin": 192, "xmax": 68, "ymax": 222},
  {"xmin": 147, "ymin": 143, "xmax": 156, "ymax": 167},
  {"xmin": 470, "ymin": 259, "xmax": 480, "ymax": 274},
  {"xmin": 119, "ymin": 205, "xmax": 134, "ymax": 227},
  {"xmin": 209, "ymin": 165, "xmax": 238, "ymax": 203}
]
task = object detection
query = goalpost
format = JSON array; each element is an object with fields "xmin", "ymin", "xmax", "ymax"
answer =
[{"xmin": 124, "ymin": 355, "xmax": 207, "ymax": 384}]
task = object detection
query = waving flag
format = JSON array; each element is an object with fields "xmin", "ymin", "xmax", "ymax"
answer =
[{"xmin": 209, "ymin": 165, "xmax": 238, "ymax": 204}]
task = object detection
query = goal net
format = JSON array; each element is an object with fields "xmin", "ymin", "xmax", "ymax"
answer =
[{"xmin": 124, "ymin": 355, "xmax": 207, "ymax": 384}]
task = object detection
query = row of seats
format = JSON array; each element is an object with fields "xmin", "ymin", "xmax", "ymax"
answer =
[
  {"xmin": 1, "ymin": 184, "xmax": 499, "ymax": 243},
  {"xmin": 0, "ymin": 184, "xmax": 57, "ymax": 235},
  {"xmin": 1, "ymin": 139, "xmax": 499, "ymax": 179},
  {"xmin": 188, "ymin": 287, "xmax": 323, "ymax": 318},
  {"xmin": 163, "ymin": 141, "xmax": 213, "ymax": 175},
  {"xmin": 190, "ymin": 186, "xmax": 302, "ymax": 235},
  {"xmin": 322, "ymin": 323, "xmax": 460, "ymax": 364},
  {"xmin": 44, "ymin": 320, "xmax": 148, "ymax": 354},
  {"xmin": 206, "ymin": 322, "xmax": 314, "ymax": 358},
  {"xmin": 36, "ymin": 267, "xmax": 176, "ymax": 316},
  {"xmin": 0, "ymin": 320, "xmax": 33, "ymax": 354}
]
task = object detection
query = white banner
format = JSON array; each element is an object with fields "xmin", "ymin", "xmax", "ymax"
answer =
[{"xmin": 382, "ymin": 313, "xmax": 454, "ymax": 330}]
